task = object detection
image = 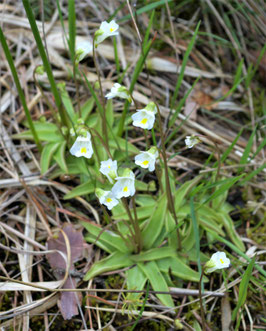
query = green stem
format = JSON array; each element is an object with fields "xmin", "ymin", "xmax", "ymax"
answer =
[
  {"xmin": 117, "ymin": 39, "xmax": 153, "ymax": 137},
  {"xmin": 113, "ymin": 37, "xmax": 120, "ymax": 74},
  {"xmin": 87, "ymin": 126, "xmax": 112, "ymax": 158},
  {"xmin": 101, "ymin": 207, "xmax": 133, "ymax": 252},
  {"xmin": 122, "ymin": 198, "xmax": 141, "ymax": 254},
  {"xmin": 144, "ymin": 130, "xmax": 150, "ymax": 149},
  {"xmin": 155, "ymin": 102, "xmax": 181, "ymax": 251},
  {"xmin": 0, "ymin": 27, "xmax": 42, "ymax": 152},
  {"xmin": 129, "ymin": 92, "xmax": 138, "ymax": 110}
]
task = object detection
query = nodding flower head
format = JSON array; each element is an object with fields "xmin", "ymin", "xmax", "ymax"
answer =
[
  {"xmin": 135, "ymin": 147, "xmax": 159, "ymax": 172},
  {"xmin": 185, "ymin": 135, "xmax": 201, "ymax": 148},
  {"xmin": 131, "ymin": 102, "xmax": 157, "ymax": 130},
  {"xmin": 111, "ymin": 168, "xmax": 135, "ymax": 199},
  {"xmin": 205, "ymin": 252, "xmax": 230, "ymax": 273},
  {"xmin": 75, "ymin": 40, "xmax": 93, "ymax": 63},
  {"xmin": 105, "ymin": 83, "xmax": 131, "ymax": 102},
  {"xmin": 70, "ymin": 132, "xmax": 93, "ymax": 159},
  {"xmin": 99, "ymin": 158, "xmax": 118, "ymax": 184},
  {"xmin": 95, "ymin": 188, "xmax": 119, "ymax": 210},
  {"xmin": 94, "ymin": 20, "xmax": 119, "ymax": 47}
]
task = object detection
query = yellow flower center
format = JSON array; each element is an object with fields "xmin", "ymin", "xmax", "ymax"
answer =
[
  {"xmin": 106, "ymin": 198, "xmax": 112, "ymax": 203},
  {"xmin": 108, "ymin": 165, "xmax": 111, "ymax": 169},
  {"xmin": 81, "ymin": 147, "xmax": 87, "ymax": 154},
  {"xmin": 141, "ymin": 118, "xmax": 148, "ymax": 124},
  {"xmin": 123, "ymin": 186, "xmax": 128, "ymax": 192},
  {"xmin": 142, "ymin": 160, "xmax": 149, "ymax": 166},
  {"xmin": 110, "ymin": 27, "xmax": 114, "ymax": 32},
  {"xmin": 220, "ymin": 259, "xmax": 224, "ymax": 264}
]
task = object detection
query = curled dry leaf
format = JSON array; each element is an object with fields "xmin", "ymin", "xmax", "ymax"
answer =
[
  {"xmin": 47, "ymin": 223, "xmax": 84, "ymax": 271},
  {"xmin": 47, "ymin": 223, "xmax": 85, "ymax": 320}
]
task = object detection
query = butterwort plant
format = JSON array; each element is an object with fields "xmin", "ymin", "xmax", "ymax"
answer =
[{"xmin": 7, "ymin": 8, "xmax": 246, "ymax": 312}]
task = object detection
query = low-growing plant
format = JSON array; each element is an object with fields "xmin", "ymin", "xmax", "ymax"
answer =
[{"xmin": 1, "ymin": 0, "xmax": 265, "ymax": 328}]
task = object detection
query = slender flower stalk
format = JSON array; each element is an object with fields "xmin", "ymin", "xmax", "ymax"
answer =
[
  {"xmin": 121, "ymin": 198, "xmax": 142, "ymax": 254},
  {"xmin": 73, "ymin": 62, "xmax": 81, "ymax": 117},
  {"xmin": 70, "ymin": 132, "xmax": 93, "ymax": 159},
  {"xmin": 92, "ymin": 35, "xmax": 108, "ymax": 147},
  {"xmin": 155, "ymin": 102, "xmax": 181, "ymax": 250}
]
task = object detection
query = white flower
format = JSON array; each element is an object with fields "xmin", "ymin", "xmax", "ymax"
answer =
[
  {"xmin": 205, "ymin": 252, "xmax": 230, "ymax": 273},
  {"xmin": 135, "ymin": 147, "xmax": 158, "ymax": 172},
  {"xmin": 105, "ymin": 83, "xmax": 131, "ymax": 102},
  {"xmin": 185, "ymin": 136, "xmax": 200, "ymax": 148},
  {"xmin": 131, "ymin": 102, "xmax": 157, "ymax": 130},
  {"xmin": 70, "ymin": 132, "xmax": 93, "ymax": 159},
  {"xmin": 100, "ymin": 158, "xmax": 118, "ymax": 184},
  {"xmin": 94, "ymin": 20, "xmax": 119, "ymax": 46},
  {"xmin": 96, "ymin": 189, "xmax": 119, "ymax": 210},
  {"xmin": 75, "ymin": 41, "xmax": 93, "ymax": 62},
  {"xmin": 111, "ymin": 168, "xmax": 135, "ymax": 199}
]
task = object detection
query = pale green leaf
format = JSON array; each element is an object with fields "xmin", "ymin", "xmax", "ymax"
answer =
[
  {"xmin": 141, "ymin": 194, "xmax": 167, "ymax": 250},
  {"xmin": 82, "ymin": 221, "xmax": 131, "ymax": 253},
  {"xmin": 40, "ymin": 142, "xmax": 60, "ymax": 174},
  {"xmin": 84, "ymin": 251, "xmax": 133, "ymax": 280},
  {"xmin": 138, "ymin": 261, "xmax": 174, "ymax": 307}
]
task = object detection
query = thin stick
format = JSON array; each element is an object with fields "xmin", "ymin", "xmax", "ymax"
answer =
[{"xmin": 199, "ymin": 269, "xmax": 207, "ymax": 331}]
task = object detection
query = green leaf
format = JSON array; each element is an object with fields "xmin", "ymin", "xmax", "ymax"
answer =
[
  {"xmin": 135, "ymin": 194, "xmax": 156, "ymax": 207},
  {"xmin": 126, "ymin": 266, "xmax": 147, "ymax": 300},
  {"xmin": 64, "ymin": 181, "xmax": 95, "ymax": 199},
  {"xmin": 174, "ymin": 176, "xmax": 202, "ymax": 212},
  {"xmin": 165, "ymin": 211, "xmax": 178, "ymax": 249},
  {"xmin": 112, "ymin": 204, "xmax": 156, "ymax": 222},
  {"xmin": 82, "ymin": 221, "xmax": 130, "ymax": 253},
  {"xmin": 157, "ymin": 256, "xmax": 208, "ymax": 283},
  {"xmin": 135, "ymin": 180, "xmax": 156, "ymax": 192},
  {"xmin": 141, "ymin": 195, "xmax": 167, "ymax": 250},
  {"xmin": 218, "ymin": 212, "xmax": 245, "ymax": 252},
  {"xmin": 181, "ymin": 221, "xmax": 195, "ymax": 251},
  {"xmin": 238, "ymin": 127, "xmax": 257, "ymax": 174},
  {"xmin": 81, "ymin": 97, "xmax": 95, "ymax": 122},
  {"xmin": 40, "ymin": 142, "xmax": 60, "ymax": 174},
  {"xmin": 53, "ymin": 141, "xmax": 68, "ymax": 173},
  {"xmin": 202, "ymin": 174, "xmax": 244, "ymax": 205},
  {"xmin": 138, "ymin": 261, "xmax": 174, "ymax": 307},
  {"xmin": 68, "ymin": 0, "xmax": 76, "ymax": 63},
  {"xmin": 239, "ymin": 163, "xmax": 266, "ymax": 185},
  {"xmin": 232, "ymin": 256, "xmax": 256, "ymax": 321},
  {"xmin": 198, "ymin": 214, "xmax": 225, "ymax": 236},
  {"xmin": 109, "ymin": 136, "xmax": 139, "ymax": 154},
  {"xmin": 131, "ymin": 247, "xmax": 177, "ymax": 263},
  {"xmin": 14, "ymin": 121, "xmax": 63, "ymax": 142},
  {"xmin": 84, "ymin": 251, "xmax": 133, "ymax": 280},
  {"xmin": 106, "ymin": 99, "xmax": 114, "ymax": 127},
  {"xmin": 58, "ymin": 83, "xmax": 76, "ymax": 122},
  {"xmin": 22, "ymin": 0, "xmax": 68, "ymax": 127},
  {"xmin": 118, "ymin": 0, "xmax": 174, "ymax": 23},
  {"xmin": 0, "ymin": 26, "xmax": 42, "ymax": 151}
]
